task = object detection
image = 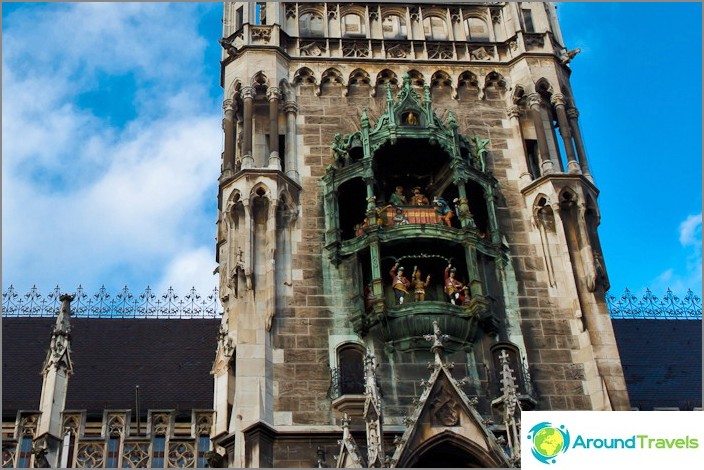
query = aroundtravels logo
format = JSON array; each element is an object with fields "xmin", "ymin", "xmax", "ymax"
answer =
[{"xmin": 527, "ymin": 422, "xmax": 571, "ymax": 464}]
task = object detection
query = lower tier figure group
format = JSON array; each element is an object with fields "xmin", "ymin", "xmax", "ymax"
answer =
[{"xmin": 388, "ymin": 263, "xmax": 470, "ymax": 306}]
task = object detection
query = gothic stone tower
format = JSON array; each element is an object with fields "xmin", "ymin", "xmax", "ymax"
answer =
[{"xmin": 212, "ymin": 2, "xmax": 630, "ymax": 467}]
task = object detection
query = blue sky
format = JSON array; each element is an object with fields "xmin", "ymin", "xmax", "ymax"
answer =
[{"xmin": 2, "ymin": 2, "xmax": 702, "ymax": 301}]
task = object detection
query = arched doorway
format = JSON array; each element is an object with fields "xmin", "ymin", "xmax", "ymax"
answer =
[{"xmin": 402, "ymin": 432, "xmax": 505, "ymax": 468}]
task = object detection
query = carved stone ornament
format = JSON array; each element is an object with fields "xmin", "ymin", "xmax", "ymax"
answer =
[
  {"xmin": 196, "ymin": 414, "xmax": 213, "ymax": 436},
  {"xmin": 428, "ymin": 44, "xmax": 453, "ymax": 60},
  {"xmin": 250, "ymin": 26, "xmax": 271, "ymax": 43},
  {"xmin": 2, "ymin": 445, "xmax": 15, "ymax": 469},
  {"xmin": 524, "ymin": 33, "xmax": 545, "ymax": 48},
  {"xmin": 75, "ymin": 442, "xmax": 105, "ymax": 468},
  {"xmin": 470, "ymin": 46, "xmax": 493, "ymax": 61},
  {"xmin": 386, "ymin": 43, "xmax": 409, "ymax": 59},
  {"xmin": 63, "ymin": 415, "xmax": 81, "ymax": 435},
  {"xmin": 218, "ymin": 38, "xmax": 238, "ymax": 57},
  {"xmin": 300, "ymin": 41, "xmax": 325, "ymax": 57},
  {"xmin": 342, "ymin": 41, "xmax": 370, "ymax": 58},
  {"xmin": 205, "ymin": 451, "xmax": 225, "ymax": 469},
  {"xmin": 431, "ymin": 383, "xmax": 460, "ymax": 426},
  {"xmin": 168, "ymin": 442, "xmax": 195, "ymax": 468},
  {"xmin": 107, "ymin": 415, "xmax": 125, "ymax": 436},
  {"xmin": 122, "ymin": 443, "xmax": 149, "ymax": 468},
  {"xmin": 31, "ymin": 443, "xmax": 50, "ymax": 468},
  {"xmin": 152, "ymin": 414, "xmax": 170, "ymax": 436},
  {"xmin": 285, "ymin": 4, "xmax": 296, "ymax": 19},
  {"xmin": 20, "ymin": 415, "xmax": 39, "ymax": 436}
]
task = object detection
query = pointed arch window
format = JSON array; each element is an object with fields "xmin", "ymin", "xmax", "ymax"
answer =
[{"xmin": 337, "ymin": 344, "xmax": 365, "ymax": 395}]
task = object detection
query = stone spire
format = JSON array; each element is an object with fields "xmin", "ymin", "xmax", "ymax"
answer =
[
  {"xmin": 36, "ymin": 294, "xmax": 75, "ymax": 467},
  {"xmin": 363, "ymin": 350, "xmax": 385, "ymax": 467},
  {"xmin": 496, "ymin": 349, "xmax": 521, "ymax": 465}
]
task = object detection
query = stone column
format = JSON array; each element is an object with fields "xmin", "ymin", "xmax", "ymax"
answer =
[
  {"xmin": 266, "ymin": 87, "xmax": 281, "ymax": 170},
  {"xmin": 464, "ymin": 245, "xmax": 484, "ymax": 298},
  {"xmin": 551, "ymin": 93, "xmax": 580, "ymax": 174},
  {"xmin": 567, "ymin": 107, "xmax": 594, "ymax": 182},
  {"xmin": 222, "ymin": 99, "xmax": 237, "ymax": 177},
  {"xmin": 364, "ymin": 174, "xmax": 376, "ymax": 226},
  {"xmin": 241, "ymin": 86, "xmax": 255, "ymax": 169},
  {"xmin": 527, "ymin": 93, "xmax": 554, "ymax": 175},
  {"xmin": 507, "ymin": 105, "xmax": 533, "ymax": 187},
  {"xmin": 283, "ymin": 101, "xmax": 299, "ymax": 182}
]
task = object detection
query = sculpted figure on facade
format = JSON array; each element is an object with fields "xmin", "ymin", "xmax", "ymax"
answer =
[
  {"xmin": 390, "ymin": 263, "xmax": 411, "ymax": 305},
  {"xmin": 444, "ymin": 264, "xmax": 464, "ymax": 305},
  {"xmin": 433, "ymin": 197, "xmax": 454, "ymax": 226},
  {"xmin": 392, "ymin": 208, "xmax": 410, "ymax": 225},
  {"xmin": 411, "ymin": 266, "xmax": 431, "ymax": 302},
  {"xmin": 453, "ymin": 197, "xmax": 476, "ymax": 227},
  {"xmin": 389, "ymin": 185, "xmax": 407, "ymax": 206},
  {"xmin": 410, "ymin": 186, "xmax": 429, "ymax": 206}
]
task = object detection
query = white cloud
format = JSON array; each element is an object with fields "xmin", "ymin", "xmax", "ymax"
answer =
[
  {"xmin": 156, "ymin": 247, "xmax": 219, "ymax": 298},
  {"xmin": 647, "ymin": 213, "xmax": 702, "ymax": 296},
  {"xmin": 679, "ymin": 213, "xmax": 702, "ymax": 246},
  {"xmin": 2, "ymin": 3, "xmax": 222, "ymax": 297}
]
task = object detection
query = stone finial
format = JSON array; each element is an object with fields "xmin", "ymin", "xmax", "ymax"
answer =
[
  {"xmin": 496, "ymin": 348, "xmax": 521, "ymax": 462},
  {"xmin": 43, "ymin": 294, "xmax": 74, "ymax": 374},
  {"xmin": 424, "ymin": 321, "xmax": 449, "ymax": 365},
  {"xmin": 56, "ymin": 294, "xmax": 74, "ymax": 334}
]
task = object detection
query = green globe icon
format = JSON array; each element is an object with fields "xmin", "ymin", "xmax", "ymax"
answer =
[{"xmin": 533, "ymin": 427, "xmax": 564, "ymax": 458}]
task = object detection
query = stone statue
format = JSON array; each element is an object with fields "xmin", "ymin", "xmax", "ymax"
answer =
[
  {"xmin": 470, "ymin": 136, "xmax": 490, "ymax": 172},
  {"xmin": 331, "ymin": 133, "xmax": 347, "ymax": 164},
  {"xmin": 405, "ymin": 112, "xmax": 418, "ymax": 125},
  {"xmin": 364, "ymin": 283, "xmax": 375, "ymax": 312},
  {"xmin": 560, "ymin": 48, "xmax": 581, "ymax": 65},
  {"xmin": 31, "ymin": 445, "xmax": 50, "ymax": 468},
  {"xmin": 205, "ymin": 451, "xmax": 225, "ymax": 468}
]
